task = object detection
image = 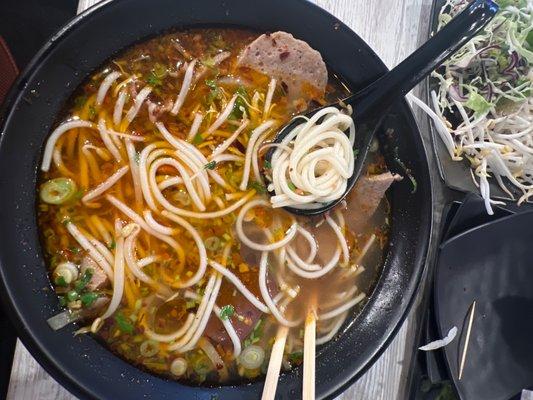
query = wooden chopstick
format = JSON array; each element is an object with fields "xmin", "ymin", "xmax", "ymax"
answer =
[
  {"xmin": 302, "ymin": 309, "xmax": 316, "ymax": 400},
  {"xmin": 261, "ymin": 325, "xmax": 289, "ymax": 400}
]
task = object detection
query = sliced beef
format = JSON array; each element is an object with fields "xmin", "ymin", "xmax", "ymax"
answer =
[
  {"xmin": 205, "ymin": 286, "xmax": 264, "ymax": 350},
  {"xmin": 205, "ymin": 244, "xmax": 278, "ymax": 350},
  {"xmin": 80, "ymin": 256, "xmax": 109, "ymax": 291},
  {"xmin": 342, "ymin": 172, "xmax": 399, "ymax": 232},
  {"xmin": 238, "ymin": 31, "xmax": 328, "ymax": 99}
]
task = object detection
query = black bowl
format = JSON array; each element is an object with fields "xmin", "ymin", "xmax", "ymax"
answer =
[{"xmin": 0, "ymin": 0, "xmax": 433, "ymax": 399}]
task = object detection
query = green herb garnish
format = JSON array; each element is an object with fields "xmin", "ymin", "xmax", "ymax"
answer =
[
  {"xmin": 147, "ymin": 72, "xmax": 162, "ymax": 87},
  {"xmin": 185, "ymin": 300, "xmax": 197, "ymax": 310},
  {"xmin": 73, "ymin": 189, "xmax": 84, "ymax": 201},
  {"xmin": 74, "ymin": 95, "xmax": 88, "ymax": 109},
  {"xmin": 88, "ymin": 105, "xmax": 97, "ymax": 120},
  {"xmin": 108, "ymin": 239, "xmax": 116, "ymax": 250},
  {"xmin": 54, "ymin": 276, "xmax": 67, "ymax": 287},
  {"xmin": 115, "ymin": 312, "xmax": 134, "ymax": 334},
  {"xmin": 192, "ymin": 133, "xmax": 204, "ymax": 145},
  {"xmin": 219, "ymin": 305, "xmax": 235, "ymax": 321},
  {"xmin": 66, "ymin": 290, "xmax": 79, "ymax": 302},
  {"xmin": 74, "ymin": 269, "xmax": 93, "ymax": 292},
  {"xmin": 288, "ymin": 351, "xmax": 303, "ymax": 365},
  {"xmin": 248, "ymin": 181, "xmax": 266, "ymax": 194},
  {"xmin": 287, "ymin": 182, "xmax": 296, "ymax": 191},
  {"xmin": 264, "ymin": 160, "xmax": 272, "ymax": 169},
  {"xmin": 80, "ymin": 292, "xmax": 99, "ymax": 307},
  {"xmin": 69, "ymin": 246, "xmax": 80, "ymax": 254},
  {"xmin": 205, "ymin": 79, "xmax": 221, "ymax": 105},
  {"xmin": 229, "ymin": 86, "xmax": 249, "ymax": 119},
  {"xmin": 205, "ymin": 79, "xmax": 217, "ymax": 89},
  {"xmin": 204, "ymin": 160, "xmax": 217, "ymax": 170},
  {"xmin": 244, "ymin": 318, "xmax": 264, "ymax": 347}
]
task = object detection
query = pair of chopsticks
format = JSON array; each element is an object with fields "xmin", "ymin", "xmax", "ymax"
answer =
[{"xmin": 262, "ymin": 306, "xmax": 316, "ymax": 400}]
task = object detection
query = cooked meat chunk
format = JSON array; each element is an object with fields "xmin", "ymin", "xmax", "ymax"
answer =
[
  {"xmin": 204, "ymin": 289, "xmax": 263, "ymax": 349},
  {"xmin": 343, "ymin": 172, "xmax": 399, "ymax": 232},
  {"xmin": 238, "ymin": 31, "xmax": 328, "ymax": 99},
  {"xmin": 80, "ymin": 256, "xmax": 109, "ymax": 291}
]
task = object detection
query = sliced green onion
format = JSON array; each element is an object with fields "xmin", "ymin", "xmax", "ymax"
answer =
[
  {"xmin": 219, "ymin": 304, "xmax": 235, "ymax": 321},
  {"xmin": 80, "ymin": 292, "xmax": 99, "ymax": 307},
  {"xmin": 239, "ymin": 345, "xmax": 265, "ymax": 370},
  {"xmin": 191, "ymin": 351, "xmax": 212, "ymax": 375},
  {"xmin": 139, "ymin": 340, "xmax": 159, "ymax": 357},
  {"xmin": 66, "ymin": 290, "xmax": 80, "ymax": 302},
  {"xmin": 204, "ymin": 236, "xmax": 221, "ymax": 251},
  {"xmin": 40, "ymin": 178, "xmax": 78, "ymax": 205},
  {"xmin": 74, "ymin": 269, "xmax": 93, "ymax": 292},
  {"xmin": 173, "ymin": 190, "xmax": 191, "ymax": 206},
  {"xmin": 53, "ymin": 262, "xmax": 79, "ymax": 285},
  {"xmin": 170, "ymin": 357, "xmax": 188, "ymax": 376}
]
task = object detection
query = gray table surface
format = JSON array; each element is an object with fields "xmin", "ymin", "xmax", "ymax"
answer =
[{"xmin": 7, "ymin": 0, "xmax": 441, "ymax": 399}]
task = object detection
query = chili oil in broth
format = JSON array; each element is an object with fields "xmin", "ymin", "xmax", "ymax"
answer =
[{"xmin": 37, "ymin": 28, "xmax": 390, "ymax": 385}]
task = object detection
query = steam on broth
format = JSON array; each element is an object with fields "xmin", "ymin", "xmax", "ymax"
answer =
[{"xmin": 37, "ymin": 28, "xmax": 394, "ymax": 384}]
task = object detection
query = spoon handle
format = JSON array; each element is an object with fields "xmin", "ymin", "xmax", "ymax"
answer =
[{"xmin": 349, "ymin": 0, "xmax": 499, "ymax": 120}]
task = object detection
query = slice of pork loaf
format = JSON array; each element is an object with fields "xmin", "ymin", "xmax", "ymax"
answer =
[{"xmin": 238, "ymin": 31, "xmax": 328, "ymax": 99}]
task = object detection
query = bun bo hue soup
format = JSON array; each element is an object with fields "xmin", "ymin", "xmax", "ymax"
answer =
[{"xmin": 37, "ymin": 28, "xmax": 396, "ymax": 384}]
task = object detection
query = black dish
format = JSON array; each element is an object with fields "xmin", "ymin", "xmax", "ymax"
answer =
[
  {"xmin": 435, "ymin": 210, "xmax": 533, "ymax": 400},
  {"xmin": 0, "ymin": 0, "xmax": 433, "ymax": 399}
]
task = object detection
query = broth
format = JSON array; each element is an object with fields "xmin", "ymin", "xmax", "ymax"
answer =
[{"xmin": 37, "ymin": 28, "xmax": 390, "ymax": 384}]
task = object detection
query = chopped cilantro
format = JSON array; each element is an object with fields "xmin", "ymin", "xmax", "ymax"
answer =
[
  {"xmin": 192, "ymin": 133, "xmax": 204, "ymax": 145},
  {"xmin": 264, "ymin": 160, "xmax": 272, "ymax": 169},
  {"xmin": 147, "ymin": 72, "xmax": 162, "ymax": 87},
  {"xmin": 219, "ymin": 305, "xmax": 235, "ymax": 321},
  {"xmin": 205, "ymin": 79, "xmax": 218, "ymax": 89},
  {"xmin": 153, "ymin": 63, "xmax": 167, "ymax": 78},
  {"xmin": 74, "ymin": 95, "xmax": 88, "ymax": 109},
  {"xmin": 244, "ymin": 318, "xmax": 264, "ymax": 347},
  {"xmin": 69, "ymin": 246, "xmax": 80, "ymax": 254},
  {"xmin": 108, "ymin": 239, "xmax": 116, "ymax": 250},
  {"xmin": 115, "ymin": 312, "xmax": 134, "ymax": 334},
  {"xmin": 248, "ymin": 181, "xmax": 266, "ymax": 194},
  {"xmin": 205, "ymin": 79, "xmax": 220, "ymax": 105},
  {"xmin": 287, "ymin": 182, "xmax": 296, "ymax": 191},
  {"xmin": 88, "ymin": 105, "xmax": 97, "ymax": 120},
  {"xmin": 229, "ymin": 86, "xmax": 249, "ymax": 119},
  {"xmin": 288, "ymin": 351, "xmax": 303, "ymax": 365},
  {"xmin": 204, "ymin": 160, "xmax": 217, "ymax": 170}
]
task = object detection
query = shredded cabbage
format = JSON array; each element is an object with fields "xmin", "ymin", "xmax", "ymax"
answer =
[{"xmin": 412, "ymin": 0, "xmax": 533, "ymax": 214}]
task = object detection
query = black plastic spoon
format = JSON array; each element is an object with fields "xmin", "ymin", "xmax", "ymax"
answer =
[{"xmin": 265, "ymin": 0, "xmax": 498, "ymax": 216}]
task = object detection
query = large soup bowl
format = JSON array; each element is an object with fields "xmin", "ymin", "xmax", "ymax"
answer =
[{"xmin": 0, "ymin": 0, "xmax": 433, "ymax": 398}]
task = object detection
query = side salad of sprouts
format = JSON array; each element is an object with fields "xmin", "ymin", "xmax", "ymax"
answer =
[{"xmin": 410, "ymin": 0, "xmax": 533, "ymax": 214}]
